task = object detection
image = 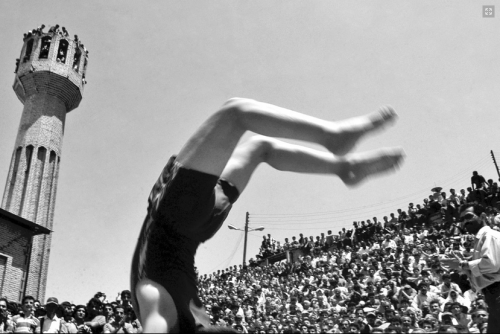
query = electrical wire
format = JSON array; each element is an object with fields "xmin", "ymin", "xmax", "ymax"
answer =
[
  {"xmin": 251, "ymin": 158, "xmax": 492, "ymax": 225},
  {"xmin": 207, "ymin": 232, "xmax": 244, "ymax": 273},
  {"xmin": 250, "ymin": 156, "xmax": 489, "ymax": 218},
  {"xmin": 247, "ymin": 156, "xmax": 493, "ymax": 231}
]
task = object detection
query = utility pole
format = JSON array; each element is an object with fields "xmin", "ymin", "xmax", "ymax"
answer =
[
  {"xmin": 491, "ymin": 150, "xmax": 500, "ymax": 180},
  {"xmin": 228, "ymin": 213, "xmax": 263, "ymax": 268},
  {"xmin": 243, "ymin": 212, "xmax": 249, "ymax": 268}
]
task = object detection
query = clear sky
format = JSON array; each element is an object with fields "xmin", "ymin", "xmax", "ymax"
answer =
[{"xmin": 0, "ymin": 1, "xmax": 499, "ymax": 304}]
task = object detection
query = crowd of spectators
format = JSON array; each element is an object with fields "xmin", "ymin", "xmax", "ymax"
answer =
[
  {"xmin": 0, "ymin": 291, "xmax": 141, "ymax": 333},
  {"xmin": 196, "ymin": 171, "xmax": 499, "ymax": 333},
  {"xmin": 0, "ymin": 171, "xmax": 498, "ymax": 333}
]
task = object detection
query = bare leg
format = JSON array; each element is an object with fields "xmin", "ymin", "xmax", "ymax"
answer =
[
  {"xmin": 221, "ymin": 136, "xmax": 405, "ymax": 193},
  {"xmin": 177, "ymin": 98, "xmax": 397, "ymax": 177},
  {"xmin": 325, "ymin": 105, "xmax": 397, "ymax": 156},
  {"xmin": 136, "ymin": 99, "xmax": 402, "ymax": 332}
]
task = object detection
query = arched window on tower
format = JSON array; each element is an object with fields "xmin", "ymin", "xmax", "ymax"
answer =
[
  {"xmin": 73, "ymin": 46, "xmax": 82, "ymax": 72},
  {"xmin": 23, "ymin": 39, "xmax": 34, "ymax": 62},
  {"xmin": 56, "ymin": 40, "xmax": 69, "ymax": 64},
  {"xmin": 39, "ymin": 36, "xmax": 52, "ymax": 59},
  {"xmin": 82, "ymin": 58, "xmax": 88, "ymax": 84}
]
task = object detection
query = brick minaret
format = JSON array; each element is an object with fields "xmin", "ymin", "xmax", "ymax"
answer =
[{"xmin": 1, "ymin": 25, "xmax": 88, "ymax": 301}]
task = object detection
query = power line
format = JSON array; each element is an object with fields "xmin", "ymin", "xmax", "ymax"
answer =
[
  {"xmin": 247, "ymin": 156, "xmax": 492, "ymax": 232},
  {"xmin": 250, "ymin": 156, "xmax": 489, "ymax": 220},
  {"xmin": 207, "ymin": 232, "xmax": 244, "ymax": 273}
]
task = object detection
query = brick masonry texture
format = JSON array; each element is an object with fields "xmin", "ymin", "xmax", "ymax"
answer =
[
  {"xmin": 0, "ymin": 218, "xmax": 32, "ymax": 302},
  {"xmin": 1, "ymin": 26, "xmax": 87, "ymax": 302}
]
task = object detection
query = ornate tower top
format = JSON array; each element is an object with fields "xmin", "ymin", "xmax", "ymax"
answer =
[
  {"xmin": 1, "ymin": 24, "xmax": 89, "ymax": 301},
  {"xmin": 13, "ymin": 24, "xmax": 89, "ymax": 112}
]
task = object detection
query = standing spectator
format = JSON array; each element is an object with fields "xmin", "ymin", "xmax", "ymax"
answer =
[
  {"xmin": 466, "ymin": 187, "xmax": 477, "ymax": 203},
  {"xmin": 102, "ymin": 304, "xmax": 114, "ymax": 323},
  {"xmin": 325, "ymin": 231, "xmax": 334, "ymax": 249},
  {"xmin": 0, "ymin": 297, "xmax": 13, "ymax": 333},
  {"xmin": 448, "ymin": 189, "xmax": 460, "ymax": 206},
  {"xmin": 125, "ymin": 308, "xmax": 141, "ymax": 334},
  {"xmin": 469, "ymin": 309, "xmax": 488, "ymax": 334},
  {"xmin": 389, "ymin": 213, "xmax": 398, "ymax": 229},
  {"xmin": 84, "ymin": 298, "xmax": 105, "ymax": 334},
  {"xmin": 33, "ymin": 301, "xmax": 45, "ymax": 318},
  {"xmin": 60, "ymin": 302, "xmax": 78, "ymax": 333},
  {"xmin": 458, "ymin": 189, "xmax": 467, "ymax": 204},
  {"xmin": 283, "ymin": 238, "xmax": 291, "ymax": 250},
  {"xmin": 11, "ymin": 295, "xmax": 40, "ymax": 333},
  {"xmin": 440, "ymin": 203, "xmax": 500, "ymax": 333},
  {"xmin": 102, "ymin": 305, "xmax": 134, "ymax": 333},
  {"xmin": 38, "ymin": 297, "xmax": 68, "ymax": 333},
  {"xmin": 471, "ymin": 171, "xmax": 487, "ymax": 191},
  {"xmin": 117, "ymin": 291, "xmax": 132, "ymax": 310}
]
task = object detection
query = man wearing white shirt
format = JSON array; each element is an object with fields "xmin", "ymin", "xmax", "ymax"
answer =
[
  {"xmin": 364, "ymin": 269, "xmax": 382, "ymax": 285},
  {"xmin": 441, "ymin": 204, "xmax": 500, "ymax": 333},
  {"xmin": 463, "ymin": 288, "xmax": 477, "ymax": 309},
  {"xmin": 438, "ymin": 274, "xmax": 461, "ymax": 299},
  {"xmin": 39, "ymin": 297, "xmax": 68, "ymax": 333},
  {"xmin": 412, "ymin": 283, "xmax": 439, "ymax": 310},
  {"xmin": 381, "ymin": 234, "xmax": 397, "ymax": 250}
]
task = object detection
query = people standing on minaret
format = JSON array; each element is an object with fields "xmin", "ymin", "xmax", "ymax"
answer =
[
  {"xmin": 48, "ymin": 24, "xmax": 59, "ymax": 34},
  {"xmin": 130, "ymin": 98, "xmax": 405, "ymax": 332}
]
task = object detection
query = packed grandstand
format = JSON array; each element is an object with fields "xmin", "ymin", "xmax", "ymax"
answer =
[{"xmin": 1, "ymin": 171, "xmax": 498, "ymax": 333}]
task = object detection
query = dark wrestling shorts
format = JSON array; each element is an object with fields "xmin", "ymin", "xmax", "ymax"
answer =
[{"xmin": 130, "ymin": 155, "xmax": 239, "ymax": 332}]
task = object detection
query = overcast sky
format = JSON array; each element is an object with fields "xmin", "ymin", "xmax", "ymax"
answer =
[{"xmin": 0, "ymin": 1, "xmax": 499, "ymax": 304}]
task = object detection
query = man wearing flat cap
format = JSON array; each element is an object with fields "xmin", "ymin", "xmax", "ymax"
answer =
[{"xmin": 39, "ymin": 297, "xmax": 69, "ymax": 333}]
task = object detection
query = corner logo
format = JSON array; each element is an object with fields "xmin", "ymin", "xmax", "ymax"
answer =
[{"xmin": 483, "ymin": 5, "xmax": 495, "ymax": 18}]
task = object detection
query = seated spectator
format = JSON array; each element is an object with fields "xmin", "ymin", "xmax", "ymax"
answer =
[
  {"xmin": 413, "ymin": 283, "xmax": 439, "ymax": 310},
  {"xmin": 438, "ymin": 274, "xmax": 461, "ymax": 299},
  {"xmin": 448, "ymin": 302, "xmax": 469, "ymax": 328},
  {"xmin": 469, "ymin": 309, "xmax": 488, "ymax": 334}
]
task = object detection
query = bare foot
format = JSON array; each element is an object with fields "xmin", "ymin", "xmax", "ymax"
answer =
[
  {"xmin": 325, "ymin": 106, "xmax": 398, "ymax": 156},
  {"xmin": 338, "ymin": 147, "xmax": 405, "ymax": 187}
]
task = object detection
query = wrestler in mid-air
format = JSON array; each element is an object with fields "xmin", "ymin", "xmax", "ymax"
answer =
[{"xmin": 130, "ymin": 98, "xmax": 405, "ymax": 332}]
